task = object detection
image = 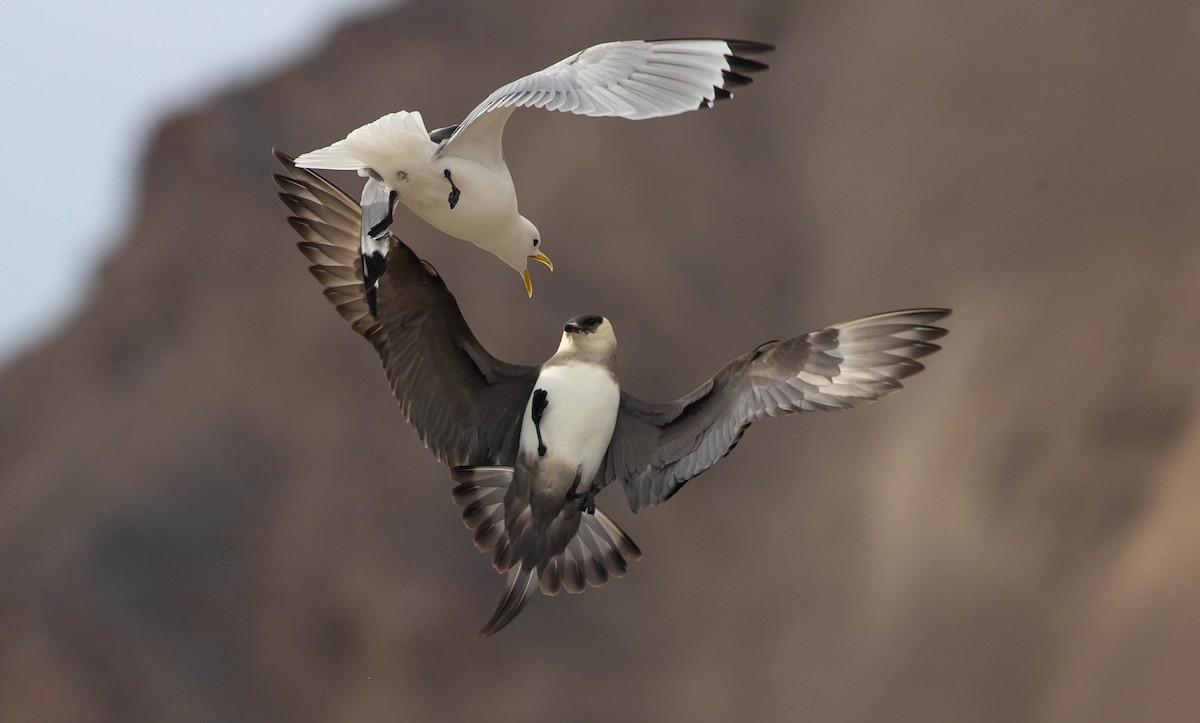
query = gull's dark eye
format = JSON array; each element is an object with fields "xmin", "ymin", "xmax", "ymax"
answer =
[{"xmin": 533, "ymin": 238, "xmax": 540, "ymax": 247}]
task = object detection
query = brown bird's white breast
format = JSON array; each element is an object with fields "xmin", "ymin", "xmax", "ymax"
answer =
[{"xmin": 519, "ymin": 362, "xmax": 619, "ymax": 486}]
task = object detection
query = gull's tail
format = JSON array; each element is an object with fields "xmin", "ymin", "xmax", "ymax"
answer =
[
  {"xmin": 450, "ymin": 466, "xmax": 642, "ymax": 636},
  {"xmin": 295, "ymin": 110, "xmax": 436, "ymax": 172}
]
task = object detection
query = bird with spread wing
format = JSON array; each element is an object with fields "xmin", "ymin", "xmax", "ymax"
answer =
[
  {"xmin": 274, "ymin": 151, "xmax": 949, "ymax": 635},
  {"xmin": 294, "ymin": 38, "xmax": 773, "ymax": 306}
]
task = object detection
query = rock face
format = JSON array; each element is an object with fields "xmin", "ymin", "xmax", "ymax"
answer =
[{"xmin": 2, "ymin": 0, "xmax": 1199, "ymax": 720}]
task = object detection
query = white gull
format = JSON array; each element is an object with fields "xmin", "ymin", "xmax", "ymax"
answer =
[{"xmin": 294, "ymin": 38, "xmax": 773, "ymax": 306}]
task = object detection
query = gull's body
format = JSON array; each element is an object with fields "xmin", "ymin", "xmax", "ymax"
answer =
[
  {"xmin": 318, "ymin": 111, "xmax": 526, "ymax": 254},
  {"xmin": 294, "ymin": 38, "xmax": 773, "ymax": 299},
  {"xmin": 274, "ymin": 152, "xmax": 950, "ymax": 635}
]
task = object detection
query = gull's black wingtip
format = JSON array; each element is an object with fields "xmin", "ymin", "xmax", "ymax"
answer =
[
  {"xmin": 726, "ymin": 39, "xmax": 775, "ymax": 55},
  {"xmin": 703, "ymin": 39, "xmax": 774, "ymax": 107},
  {"xmin": 361, "ymin": 251, "xmax": 387, "ymax": 318},
  {"xmin": 646, "ymin": 38, "xmax": 775, "ymax": 55}
]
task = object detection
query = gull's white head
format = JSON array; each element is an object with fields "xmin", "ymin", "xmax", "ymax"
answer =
[
  {"xmin": 498, "ymin": 215, "xmax": 553, "ymax": 297},
  {"xmin": 558, "ymin": 314, "xmax": 617, "ymax": 358}
]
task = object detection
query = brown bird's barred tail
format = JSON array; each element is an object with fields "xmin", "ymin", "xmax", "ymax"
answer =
[{"xmin": 450, "ymin": 466, "xmax": 642, "ymax": 636}]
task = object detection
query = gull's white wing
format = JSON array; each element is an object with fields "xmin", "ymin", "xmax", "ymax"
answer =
[
  {"xmin": 438, "ymin": 38, "xmax": 773, "ymax": 166},
  {"xmin": 596, "ymin": 310, "xmax": 951, "ymax": 511}
]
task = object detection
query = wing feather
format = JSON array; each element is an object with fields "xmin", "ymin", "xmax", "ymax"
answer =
[
  {"xmin": 439, "ymin": 39, "xmax": 772, "ymax": 160},
  {"xmin": 599, "ymin": 310, "xmax": 951, "ymax": 511},
  {"xmin": 273, "ymin": 149, "xmax": 538, "ymax": 467}
]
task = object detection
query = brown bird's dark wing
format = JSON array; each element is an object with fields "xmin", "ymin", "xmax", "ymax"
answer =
[
  {"xmin": 274, "ymin": 149, "xmax": 539, "ymax": 466},
  {"xmin": 597, "ymin": 309, "xmax": 951, "ymax": 511}
]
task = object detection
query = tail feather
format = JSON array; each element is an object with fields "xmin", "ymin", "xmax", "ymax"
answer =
[
  {"xmin": 472, "ymin": 509, "xmax": 507, "ymax": 551},
  {"xmin": 540, "ymin": 556, "xmax": 562, "ymax": 595},
  {"xmin": 493, "ymin": 535, "xmax": 516, "ymax": 573},
  {"xmin": 560, "ymin": 545, "xmax": 587, "ymax": 594},
  {"xmin": 450, "ymin": 465, "xmax": 642, "ymax": 634},
  {"xmin": 580, "ymin": 511, "xmax": 643, "ymax": 578},
  {"xmin": 594, "ymin": 508, "xmax": 643, "ymax": 560},
  {"xmin": 291, "ymin": 141, "xmax": 369, "ymax": 171},
  {"xmin": 478, "ymin": 563, "xmax": 538, "ymax": 637},
  {"xmin": 573, "ymin": 532, "xmax": 611, "ymax": 587},
  {"xmin": 295, "ymin": 110, "xmax": 435, "ymax": 171},
  {"xmin": 584, "ymin": 524, "xmax": 626, "ymax": 577},
  {"xmin": 450, "ymin": 465, "xmax": 512, "ymax": 555}
]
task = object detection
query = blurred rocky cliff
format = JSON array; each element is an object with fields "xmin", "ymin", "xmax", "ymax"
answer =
[{"xmin": 2, "ymin": 0, "xmax": 1199, "ymax": 720}]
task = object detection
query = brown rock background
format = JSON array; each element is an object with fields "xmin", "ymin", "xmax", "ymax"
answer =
[{"xmin": 3, "ymin": 0, "xmax": 1199, "ymax": 720}]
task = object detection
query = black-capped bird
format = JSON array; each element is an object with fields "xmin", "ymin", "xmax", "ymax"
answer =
[
  {"xmin": 274, "ymin": 151, "xmax": 950, "ymax": 635},
  {"xmin": 294, "ymin": 38, "xmax": 773, "ymax": 302}
]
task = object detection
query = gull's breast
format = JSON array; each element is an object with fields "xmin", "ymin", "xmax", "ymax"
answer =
[{"xmin": 402, "ymin": 157, "xmax": 519, "ymax": 245}]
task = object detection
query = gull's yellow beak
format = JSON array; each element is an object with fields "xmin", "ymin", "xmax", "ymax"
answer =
[
  {"xmin": 530, "ymin": 252, "xmax": 554, "ymax": 271},
  {"xmin": 523, "ymin": 252, "xmax": 553, "ymax": 298}
]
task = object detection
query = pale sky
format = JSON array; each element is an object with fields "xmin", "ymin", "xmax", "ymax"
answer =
[{"xmin": 0, "ymin": 0, "xmax": 390, "ymax": 364}]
